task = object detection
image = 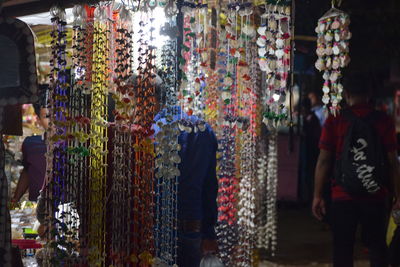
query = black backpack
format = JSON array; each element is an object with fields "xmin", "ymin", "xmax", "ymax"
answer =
[{"xmin": 334, "ymin": 109, "xmax": 388, "ymax": 195}]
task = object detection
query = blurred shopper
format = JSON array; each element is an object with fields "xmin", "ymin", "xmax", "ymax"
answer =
[
  {"xmin": 299, "ymin": 97, "xmax": 321, "ymax": 204},
  {"xmin": 312, "ymin": 73, "xmax": 400, "ymax": 267},
  {"xmin": 11, "ymin": 105, "xmax": 48, "ymax": 203},
  {"xmin": 308, "ymin": 90, "xmax": 326, "ymax": 127}
]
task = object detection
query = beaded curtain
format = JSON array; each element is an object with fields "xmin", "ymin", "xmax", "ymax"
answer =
[{"xmin": 41, "ymin": 0, "xmax": 293, "ymax": 266}]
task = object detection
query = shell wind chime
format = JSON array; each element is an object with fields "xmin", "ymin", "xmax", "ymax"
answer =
[
  {"xmin": 257, "ymin": 3, "xmax": 291, "ymax": 128},
  {"xmin": 315, "ymin": 2, "xmax": 351, "ymax": 115},
  {"xmin": 253, "ymin": 0, "xmax": 293, "ymax": 259}
]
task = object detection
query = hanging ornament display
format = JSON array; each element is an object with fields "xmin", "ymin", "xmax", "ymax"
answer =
[
  {"xmin": 71, "ymin": 6, "xmax": 93, "ymax": 266},
  {"xmin": 88, "ymin": 5, "xmax": 110, "ymax": 266},
  {"xmin": 35, "ymin": 1, "xmax": 292, "ymax": 266},
  {"xmin": 43, "ymin": 6, "xmax": 75, "ymax": 266},
  {"xmin": 178, "ymin": 1, "xmax": 208, "ymax": 132},
  {"xmin": 234, "ymin": 3, "xmax": 260, "ymax": 266},
  {"xmin": 257, "ymin": 3, "xmax": 292, "ymax": 127},
  {"xmin": 264, "ymin": 130, "xmax": 279, "ymax": 255},
  {"xmin": 216, "ymin": 4, "xmax": 240, "ymax": 265},
  {"xmin": 109, "ymin": 5, "xmax": 136, "ymax": 266},
  {"xmin": 203, "ymin": 7, "xmax": 220, "ymax": 130},
  {"xmin": 255, "ymin": 151, "xmax": 268, "ymax": 250},
  {"xmin": 154, "ymin": 36, "xmax": 180, "ymax": 266},
  {"xmin": 315, "ymin": 3, "xmax": 351, "ymax": 115},
  {"xmin": 133, "ymin": 7, "xmax": 157, "ymax": 264}
]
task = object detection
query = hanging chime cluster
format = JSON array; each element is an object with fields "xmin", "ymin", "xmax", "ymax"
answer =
[
  {"xmin": 42, "ymin": 0, "xmax": 293, "ymax": 266},
  {"xmin": 315, "ymin": 2, "xmax": 351, "ymax": 115}
]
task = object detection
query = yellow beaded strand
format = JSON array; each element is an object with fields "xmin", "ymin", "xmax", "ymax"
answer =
[{"xmin": 89, "ymin": 20, "xmax": 109, "ymax": 267}]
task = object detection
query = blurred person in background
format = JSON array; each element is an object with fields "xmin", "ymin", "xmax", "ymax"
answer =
[
  {"xmin": 11, "ymin": 100, "xmax": 48, "ymax": 203},
  {"xmin": 313, "ymin": 73, "xmax": 400, "ymax": 267},
  {"xmin": 308, "ymin": 90, "xmax": 326, "ymax": 127},
  {"xmin": 299, "ymin": 97, "xmax": 321, "ymax": 204}
]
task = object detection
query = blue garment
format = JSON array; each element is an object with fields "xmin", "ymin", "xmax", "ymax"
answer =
[
  {"xmin": 153, "ymin": 107, "xmax": 218, "ymax": 239},
  {"xmin": 312, "ymin": 105, "xmax": 326, "ymax": 126},
  {"xmin": 22, "ymin": 135, "xmax": 46, "ymax": 201},
  {"xmin": 177, "ymin": 232, "xmax": 202, "ymax": 267}
]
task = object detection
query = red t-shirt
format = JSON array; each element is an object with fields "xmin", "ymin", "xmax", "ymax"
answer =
[{"xmin": 319, "ymin": 103, "xmax": 397, "ymax": 201}]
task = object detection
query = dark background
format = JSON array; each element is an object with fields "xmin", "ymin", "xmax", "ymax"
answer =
[{"xmin": 295, "ymin": 0, "xmax": 400, "ymax": 97}]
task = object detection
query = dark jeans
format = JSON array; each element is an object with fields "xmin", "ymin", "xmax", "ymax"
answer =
[
  {"xmin": 331, "ymin": 200, "xmax": 389, "ymax": 267},
  {"xmin": 177, "ymin": 232, "xmax": 202, "ymax": 267}
]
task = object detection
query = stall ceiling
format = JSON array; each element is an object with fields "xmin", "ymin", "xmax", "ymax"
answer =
[
  {"xmin": 1, "ymin": 0, "xmax": 89, "ymax": 17},
  {"xmin": 2, "ymin": 0, "xmax": 40, "ymax": 7}
]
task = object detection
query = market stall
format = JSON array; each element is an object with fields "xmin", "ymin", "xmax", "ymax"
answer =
[
  {"xmin": 2, "ymin": 0, "xmax": 399, "ymax": 266},
  {"xmin": 4, "ymin": 1, "xmax": 292, "ymax": 265}
]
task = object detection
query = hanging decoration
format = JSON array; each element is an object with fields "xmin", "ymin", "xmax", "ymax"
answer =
[
  {"xmin": 257, "ymin": 3, "xmax": 292, "ymax": 127},
  {"xmin": 87, "ymin": 6, "xmax": 110, "ymax": 265},
  {"xmin": 216, "ymin": 3, "xmax": 239, "ymax": 265},
  {"xmin": 70, "ymin": 5, "xmax": 91, "ymax": 266},
  {"xmin": 154, "ymin": 36, "xmax": 180, "ymax": 266},
  {"xmin": 109, "ymin": 5, "xmax": 135, "ymax": 266},
  {"xmin": 253, "ymin": 1, "xmax": 293, "ymax": 261},
  {"xmin": 264, "ymin": 130, "xmax": 279, "ymax": 255},
  {"xmin": 236, "ymin": 15, "xmax": 260, "ymax": 266},
  {"xmin": 315, "ymin": 3, "xmax": 351, "ymax": 115},
  {"xmin": 178, "ymin": 1, "xmax": 208, "ymax": 132},
  {"xmin": 36, "ymin": 0, "xmax": 296, "ymax": 266},
  {"xmin": 255, "ymin": 151, "xmax": 268, "ymax": 250},
  {"xmin": 43, "ymin": 6, "xmax": 75, "ymax": 266}
]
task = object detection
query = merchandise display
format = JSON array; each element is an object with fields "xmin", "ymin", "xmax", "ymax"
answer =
[
  {"xmin": 1, "ymin": 0, "xmax": 296, "ymax": 266},
  {"xmin": 10, "ymin": 202, "xmax": 38, "ymax": 240},
  {"xmin": 315, "ymin": 2, "xmax": 351, "ymax": 115},
  {"xmin": 257, "ymin": 3, "xmax": 292, "ymax": 127}
]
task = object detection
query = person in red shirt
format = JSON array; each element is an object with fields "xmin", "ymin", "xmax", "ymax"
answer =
[{"xmin": 312, "ymin": 73, "xmax": 400, "ymax": 267}]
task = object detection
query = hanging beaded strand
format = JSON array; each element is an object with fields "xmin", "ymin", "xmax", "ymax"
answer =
[
  {"xmin": 42, "ymin": 9, "xmax": 57, "ymax": 265},
  {"xmin": 217, "ymin": 2, "xmax": 240, "ymax": 265},
  {"xmin": 255, "ymin": 149, "xmax": 268, "ymax": 250},
  {"xmin": 236, "ymin": 4, "xmax": 258, "ymax": 265},
  {"xmin": 88, "ymin": 6, "xmax": 110, "ymax": 265},
  {"xmin": 154, "ymin": 37, "xmax": 180, "ymax": 266},
  {"xmin": 203, "ymin": 7, "xmax": 220, "ymax": 131},
  {"xmin": 265, "ymin": 129, "xmax": 278, "ymax": 256},
  {"xmin": 132, "ymin": 12, "xmax": 147, "ymax": 262},
  {"xmin": 65, "ymin": 5, "xmax": 92, "ymax": 265},
  {"xmin": 133, "ymin": 7, "xmax": 156, "ymax": 264},
  {"xmin": 44, "ymin": 7, "xmax": 71, "ymax": 266},
  {"xmin": 78, "ymin": 6, "xmax": 96, "ymax": 264},
  {"xmin": 107, "ymin": 6, "xmax": 135, "ymax": 265}
]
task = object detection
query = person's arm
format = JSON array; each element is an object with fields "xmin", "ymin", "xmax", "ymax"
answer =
[
  {"xmin": 312, "ymin": 149, "xmax": 334, "ymax": 220},
  {"xmin": 387, "ymin": 151, "xmax": 400, "ymax": 209},
  {"xmin": 12, "ymin": 168, "xmax": 29, "ymax": 202}
]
